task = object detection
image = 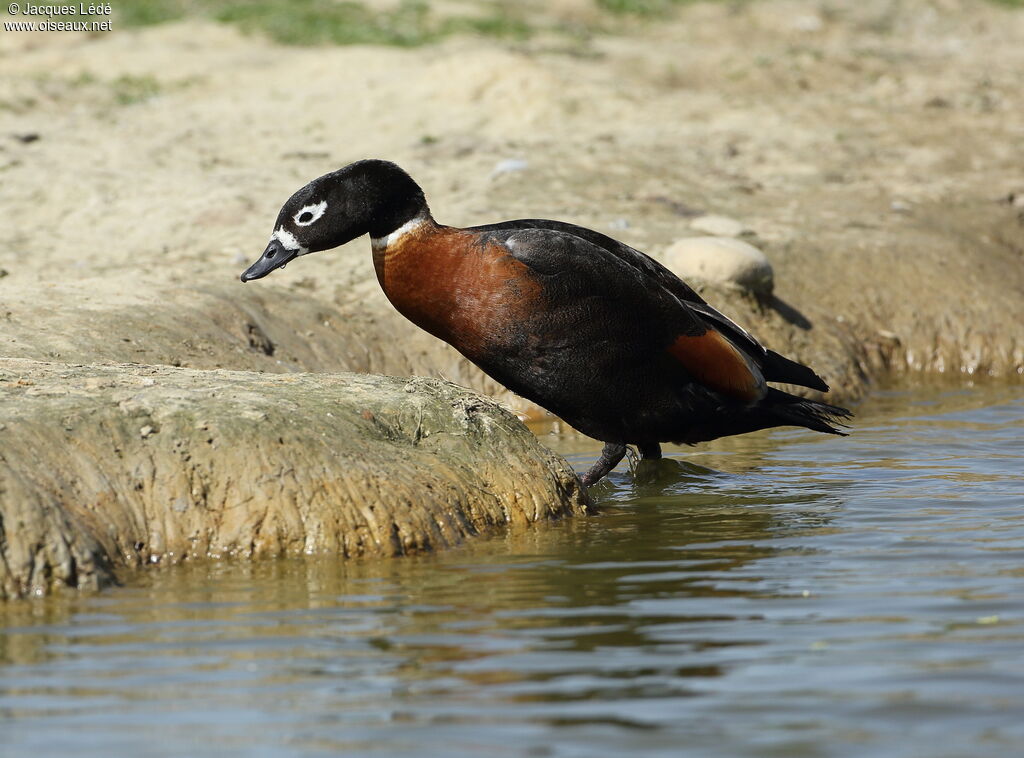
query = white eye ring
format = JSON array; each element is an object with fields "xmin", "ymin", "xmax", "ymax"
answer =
[{"xmin": 294, "ymin": 201, "xmax": 327, "ymax": 226}]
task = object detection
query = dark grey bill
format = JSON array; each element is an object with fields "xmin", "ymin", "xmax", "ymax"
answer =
[{"xmin": 240, "ymin": 239, "xmax": 297, "ymax": 282}]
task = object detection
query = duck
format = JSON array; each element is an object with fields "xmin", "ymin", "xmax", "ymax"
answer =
[{"xmin": 241, "ymin": 159, "xmax": 851, "ymax": 487}]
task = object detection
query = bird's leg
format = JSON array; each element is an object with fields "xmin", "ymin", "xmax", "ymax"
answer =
[
  {"xmin": 637, "ymin": 442, "xmax": 662, "ymax": 460},
  {"xmin": 581, "ymin": 442, "xmax": 627, "ymax": 487}
]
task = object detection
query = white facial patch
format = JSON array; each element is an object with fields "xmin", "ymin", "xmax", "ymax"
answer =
[
  {"xmin": 272, "ymin": 226, "xmax": 309, "ymax": 256},
  {"xmin": 371, "ymin": 215, "xmax": 428, "ymax": 252},
  {"xmin": 293, "ymin": 201, "xmax": 327, "ymax": 227}
]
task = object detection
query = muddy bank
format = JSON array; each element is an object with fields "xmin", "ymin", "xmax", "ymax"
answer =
[
  {"xmin": 0, "ymin": 274, "xmax": 865, "ymax": 412},
  {"xmin": 0, "ymin": 277, "xmax": 537, "ymax": 410},
  {"xmin": 0, "ymin": 360, "xmax": 588, "ymax": 600}
]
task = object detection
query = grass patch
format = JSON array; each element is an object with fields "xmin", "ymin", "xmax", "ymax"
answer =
[
  {"xmin": 439, "ymin": 12, "xmax": 532, "ymax": 41},
  {"xmin": 116, "ymin": 0, "xmax": 189, "ymax": 25},
  {"xmin": 595, "ymin": 0, "xmax": 699, "ymax": 15},
  {"xmin": 114, "ymin": 0, "xmax": 534, "ymax": 46},
  {"xmin": 110, "ymin": 74, "xmax": 164, "ymax": 105},
  {"xmin": 111, "ymin": 0, "xmax": 847, "ymax": 48},
  {"xmin": 212, "ymin": 0, "xmax": 435, "ymax": 46}
]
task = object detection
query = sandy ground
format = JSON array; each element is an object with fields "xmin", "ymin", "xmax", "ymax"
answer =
[
  {"xmin": 2, "ymin": 0, "xmax": 1022, "ymax": 402},
  {"xmin": 3, "ymin": 1, "xmax": 1024, "ymax": 391}
]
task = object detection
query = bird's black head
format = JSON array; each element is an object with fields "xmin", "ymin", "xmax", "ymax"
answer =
[{"xmin": 240, "ymin": 159, "xmax": 429, "ymax": 282}]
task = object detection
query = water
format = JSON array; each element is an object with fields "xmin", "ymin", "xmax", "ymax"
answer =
[{"xmin": 1, "ymin": 383, "xmax": 1022, "ymax": 758}]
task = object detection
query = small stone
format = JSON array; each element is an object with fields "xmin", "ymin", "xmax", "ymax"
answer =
[
  {"xmin": 490, "ymin": 158, "xmax": 528, "ymax": 178},
  {"xmin": 890, "ymin": 200, "xmax": 911, "ymax": 214},
  {"xmin": 791, "ymin": 13, "xmax": 823, "ymax": 32},
  {"xmin": 607, "ymin": 218, "xmax": 630, "ymax": 230},
  {"xmin": 689, "ymin": 214, "xmax": 749, "ymax": 237},
  {"xmin": 0, "ymin": 268, "xmax": 8, "ymax": 278},
  {"xmin": 663, "ymin": 236, "xmax": 774, "ymax": 297},
  {"xmin": 140, "ymin": 425, "xmax": 155, "ymax": 438}
]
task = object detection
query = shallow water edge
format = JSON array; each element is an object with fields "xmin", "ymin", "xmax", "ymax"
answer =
[{"xmin": 1, "ymin": 381, "xmax": 1021, "ymax": 757}]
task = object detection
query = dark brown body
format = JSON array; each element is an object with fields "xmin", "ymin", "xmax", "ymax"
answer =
[
  {"xmin": 370, "ymin": 219, "xmax": 826, "ymax": 448},
  {"xmin": 243, "ymin": 159, "xmax": 850, "ymax": 486}
]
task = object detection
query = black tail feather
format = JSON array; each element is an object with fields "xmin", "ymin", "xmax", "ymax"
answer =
[
  {"xmin": 762, "ymin": 350, "xmax": 830, "ymax": 392},
  {"xmin": 668, "ymin": 388, "xmax": 853, "ymax": 444},
  {"xmin": 765, "ymin": 387, "xmax": 852, "ymax": 436}
]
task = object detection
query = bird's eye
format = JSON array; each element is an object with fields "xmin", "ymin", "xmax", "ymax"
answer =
[{"xmin": 294, "ymin": 201, "xmax": 327, "ymax": 227}]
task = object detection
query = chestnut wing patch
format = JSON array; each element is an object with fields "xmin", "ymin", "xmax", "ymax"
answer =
[{"xmin": 669, "ymin": 329, "xmax": 766, "ymax": 403}]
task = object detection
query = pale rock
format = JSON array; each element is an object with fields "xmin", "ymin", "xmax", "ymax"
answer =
[
  {"xmin": 663, "ymin": 236, "xmax": 774, "ymax": 297},
  {"xmin": 490, "ymin": 158, "xmax": 528, "ymax": 178},
  {"xmin": 792, "ymin": 13, "xmax": 824, "ymax": 32}
]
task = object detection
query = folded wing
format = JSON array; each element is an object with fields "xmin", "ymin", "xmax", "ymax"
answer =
[{"xmin": 474, "ymin": 218, "xmax": 829, "ymax": 393}]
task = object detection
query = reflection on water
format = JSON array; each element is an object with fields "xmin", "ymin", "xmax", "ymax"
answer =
[{"xmin": 2, "ymin": 384, "xmax": 1023, "ymax": 757}]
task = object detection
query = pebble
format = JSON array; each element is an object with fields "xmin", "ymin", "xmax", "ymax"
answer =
[
  {"xmin": 140, "ymin": 425, "xmax": 155, "ymax": 438},
  {"xmin": 663, "ymin": 236, "xmax": 774, "ymax": 297},
  {"xmin": 490, "ymin": 158, "xmax": 528, "ymax": 178},
  {"xmin": 688, "ymin": 214, "xmax": 749, "ymax": 237},
  {"xmin": 791, "ymin": 13, "xmax": 824, "ymax": 32}
]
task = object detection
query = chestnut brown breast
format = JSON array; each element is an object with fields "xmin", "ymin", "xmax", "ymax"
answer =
[{"xmin": 372, "ymin": 223, "xmax": 543, "ymax": 360}]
